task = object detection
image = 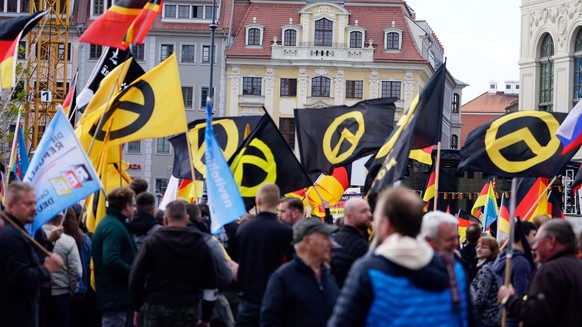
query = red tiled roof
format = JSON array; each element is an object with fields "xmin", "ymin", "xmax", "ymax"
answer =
[
  {"xmin": 225, "ymin": 1, "xmax": 427, "ymax": 63},
  {"xmin": 462, "ymin": 91, "xmax": 518, "ymax": 113}
]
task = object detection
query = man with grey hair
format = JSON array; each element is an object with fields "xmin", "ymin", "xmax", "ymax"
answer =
[
  {"xmin": 422, "ymin": 211, "xmax": 460, "ymax": 256},
  {"xmin": 330, "ymin": 197, "xmax": 372, "ymax": 287},
  {"xmin": 498, "ymin": 220, "xmax": 582, "ymax": 326},
  {"xmin": 329, "ymin": 187, "xmax": 473, "ymax": 326}
]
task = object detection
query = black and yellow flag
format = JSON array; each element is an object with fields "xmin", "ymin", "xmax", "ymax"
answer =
[
  {"xmin": 365, "ymin": 63, "xmax": 446, "ymax": 201},
  {"xmin": 458, "ymin": 111, "xmax": 576, "ymax": 178},
  {"xmin": 75, "ymin": 53, "xmax": 187, "ymax": 165},
  {"xmin": 294, "ymin": 98, "xmax": 396, "ymax": 174},
  {"xmin": 169, "ymin": 116, "xmax": 262, "ymax": 180},
  {"xmin": 229, "ymin": 114, "xmax": 313, "ymax": 210}
]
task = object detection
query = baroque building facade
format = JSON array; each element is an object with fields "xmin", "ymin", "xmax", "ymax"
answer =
[{"xmin": 223, "ymin": 0, "xmax": 466, "ymax": 159}]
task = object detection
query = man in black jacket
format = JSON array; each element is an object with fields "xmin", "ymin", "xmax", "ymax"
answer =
[
  {"xmin": 0, "ymin": 182, "xmax": 63, "ymax": 327},
  {"xmin": 330, "ymin": 198, "xmax": 371, "ymax": 288},
  {"xmin": 129, "ymin": 200, "xmax": 217, "ymax": 327},
  {"xmin": 127, "ymin": 192, "xmax": 162, "ymax": 250},
  {"xmin": 498, "ymin": 220, "xmax": 582, "ymax": 327},
  {"xmin": 236, "ymin": 183, "xmax": 294, "ymax": 327},
  {"xmin": 261, "ymin": 218, "xmax": 339, "ymax": 326}
]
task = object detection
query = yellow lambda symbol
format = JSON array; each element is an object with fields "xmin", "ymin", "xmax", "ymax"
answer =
[
  {"xmin": 232, "ymin": 138, "xmax": 277, "ymax": 197},
  {"xmin": 484, "ymin": 111, "xmax": 560, "ymax": 173},
  {"xmin": 189, "ymin": 120, "xmax": 238, "ymax": 177},
  {"xmin": 323, "ymin": 112, "xmax": 365, "ymax": 164}
]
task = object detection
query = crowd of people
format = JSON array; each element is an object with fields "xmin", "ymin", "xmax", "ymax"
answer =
[{"xmin": 1, "ymin": 180, "xmax": 582, "ymax": 327}]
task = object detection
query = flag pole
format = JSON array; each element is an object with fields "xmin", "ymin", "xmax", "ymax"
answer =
[
  {"xmin": 433, "ymin": 141, "xmax": 441, "ymax": 210},
  {"xmin": 501, "ymin": 177, "xmax": 517, "ymax": 327},
  {"xmin": 6, "ymin": 109, "xmax": 21, "ymax": 189}
]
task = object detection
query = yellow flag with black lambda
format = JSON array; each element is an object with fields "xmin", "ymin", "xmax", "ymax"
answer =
[
  {"xmin": 458, "ymin": 111, "xmax": 577, "ymax": 178},
  {"xmin": 228, "ymin": 113, "xmax": 313, "ymax": 210},
  {"xmin": 76, "ymin": 53, "xmax": 187, "ymax": 162},
  {"xmin": 365, "ymin": 63, "xmax": 446, "ymax": 204}
]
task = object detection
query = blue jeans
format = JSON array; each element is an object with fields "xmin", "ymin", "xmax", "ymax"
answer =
[
  {"xmin": 235, "ymin": 300, "xmax": 261, "ymax": 327},
  {"xmin": 101, "ymin": 309, "xmax": 133, "ymax": 327}
]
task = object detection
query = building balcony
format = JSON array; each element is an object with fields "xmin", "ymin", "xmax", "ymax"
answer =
[{"xmin": 271, "ymin": 42, "xmax": 374, "ymax": 62}]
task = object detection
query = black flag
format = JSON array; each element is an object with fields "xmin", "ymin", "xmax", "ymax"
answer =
[{"xmin": 294, "ymin": 98, "xmax": 396, "ymax": 174}]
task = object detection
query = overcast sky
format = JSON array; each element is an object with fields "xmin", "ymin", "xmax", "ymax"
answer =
[{"xmin": 407, "ymin": 0, "xmax": 521, "ymax": 104}]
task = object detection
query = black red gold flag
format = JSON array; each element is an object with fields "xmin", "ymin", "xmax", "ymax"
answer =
[
  {"xmin": 547, "ymin": 190, "xmax": 564, "ymax": 220},
  {"xmin": 0, "ymin": 11, "xmax": 48, "ymax": 89},
  {"xmin": 79, "ymin": 0, "xmax": 163, "ymax": 50},
  {"xmin": 294, "ymin": 97, "xmax": 396, "ymax": 174},
  {"xmin": 169, "ymin": 116, "xmax": 262, "ymax": 180},
  {"xmin": 513, "ymin": 177, "xmax": 548, "ymax": 222},
  {"xmin": 365, "ymin": 63, "xmax": 446, "ymax": 202},
  {"xmin": 229, "ymin": 113, "xmax": 313, "ymax": 210},
  {"xmin": 458, "ymin": 111, "xmax": 577, "ymax": 178}
]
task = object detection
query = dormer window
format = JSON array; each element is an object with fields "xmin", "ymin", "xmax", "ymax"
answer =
[
  {"xmin": 350, "ymin": 31, "xmax": 362, "ymax": 48},
  {"xmin": 384, "ymin": 23, "xmax": 403, "ymax": 51},
  {"xmin": 248, "ymin": 28, "xmax": 261, "ymax": 45},
  {"xmin": 314, "ymin": 18, "xmax": 333, "ymax": 47},
  {"xmin": 245, "ymin": 19, "xmax": 265, "ymax": 47},
  {"xmin": 284, "ymin": 29, "xmax": 297, "ymax": 46}
]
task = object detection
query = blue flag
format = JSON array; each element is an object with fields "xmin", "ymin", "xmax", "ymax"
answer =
[
  {"xmin": 204, "ymin": 100, "xmax": 246, "ymax": 234},
  {"xmin": 10, "ymin": 125, "xmax": 29, "ymax": 181},
  {"xmin": 24, "ymin": 109, "xmax": 102, "ymax": 234}
]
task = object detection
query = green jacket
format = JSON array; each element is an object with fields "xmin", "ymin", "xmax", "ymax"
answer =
[{"xmin": 92, "ymin": 207, "xmax": 137, "ymax": 311}]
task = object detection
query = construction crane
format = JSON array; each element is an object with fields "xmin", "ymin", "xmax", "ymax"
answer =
[{"xmin": 24, "ymin": 0, "xmax": 70, "ymax": 150}]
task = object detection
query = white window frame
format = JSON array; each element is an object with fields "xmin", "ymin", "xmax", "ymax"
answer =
[
  {"xmin": 90, "ymin": 0, "xmax": 115, "ymax": 17},
  {"xmin": 162, "ymin": 2, "xmax": 220, "ymax": 22},
  {"xmin": 182, "ymin": 86, "xmax": 194, "ymax": 109},
  {"xmin": 245, "ymin": 23, "xmax": 265, "ymax": 47},
  {"xmin": 281, "ymin": 25, "xmax": 300, "ymax": 46},
  {"xmin": 384, "ymin": 27, "xmax": 403, "ymax": 51},
  {"xmin": 347, "ymin": 26, "xmax": 366, "ymax": 49},
  {"xmin": 201, "ymin": 44, "xmax": 217, "ymax": 64},
  {"xmin": 160, "ymin": 43, "xmax": 175, "ymax": 62}
]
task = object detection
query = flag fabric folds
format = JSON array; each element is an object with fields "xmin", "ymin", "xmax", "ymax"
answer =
[
  {"xmin": 410, "ymin": 145, "xmax": 435, "ymax": 166},
  {"xmin": 365, "ymin": 63, "xmax": 446, "ymax": 200},
  {"xmin": 0, "ymin": 11, "xmax": 48, "ymax": 89},
  {"xmin": 457, "ymin": 209, "xmax": 481, "ymax": 243},
  {"xmin": 9, "ymin": 124, "xmax": 29, "ymax": 181},
  {"xmin": 294, "ymin": 98, "xmax": 396, "ymax": 174},
  {"xmin": 23, "ymin": 109, "xmax": 102, "ymax": 234},
  {"xmin": 76, "ymin": 53, "xmax": 187, "ymax": 165},
  {"xmin": 79, "ymin": 0, "xmax": 163, "ymax": 50},
  {"xmin": 547, "ymin": 190, "xmax": 564, "ymax": 220},
  {"xmin": 458, "ymin": 111, "xmax": 577, "ymax": 178},
  {"xmin": 77, "ymin": 47, "xmax": 145, "ymax": 114},
  {"xmin": 158, "ymin": 175, "xmax": 180, "ymax": 210},
  {"xmin": 497, "ymin": 195, "xmax": 511, "ymax": 238},
  {"xmin": 63, "ymin": 70, "xmax": 78, "ymax": 122},
  {"xmin": 204, "ymin": 101, "xmax": 247, "ymax": 234},
  {"xmin": 514, "ymin": 177, "xmax": 549, "ymax": 222},
  {"xmin": 482, "ymin": 182, "xmax": 499, "ymax": 228},
  {"xmin": 169, "ymin": 116, "xmax": 262, "ymax": 180},
  {"xmin": 422, "ymin": 168, "xmax": 436, "ymax": 212},
  {"xmin": 471, "ymin": 178, "xmax": 494, "ymax": 220},
  {"xmin": 229, "ymin": 113, "xmax": 313, "ymax": 211},
  {"xmin": 288, "ymin": 166, "xmax": 351, "ymax": 217},
  {"xmin": 556, "ymin": 99, "xmax": 582, "ymax": 153}
]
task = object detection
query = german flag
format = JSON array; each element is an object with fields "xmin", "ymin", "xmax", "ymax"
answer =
[
  {"xmin": 497, "ymin": 195, "xmax": 511, "ymax": 237},
  {"xmin": 471, "ymin": 177, "xmax": 495, "ymax": 220},
  {"xmin": 422, "ymin": 168, "xmax": 436, "ymax": 212},
  {"xmin": 410, "ymin": 145, "xmax": 434, "ymax": 166},
  {"xmin": 457, "ymin": 209, "xmax": 481, "ymax": 243},
  {"xmin": 63, "ymin": 70, "xmax": 77, "ymax": 124},
  {"xmin": 514, "ymin": 177, "xmax": 548, "ymax": 222},
  {"xmin": 80, "ymin": 0, "xmax": 163, "ymax": 50},
  {"xmin": 0, "ymin": 11, "xmax": 48, "ymax": 89}
]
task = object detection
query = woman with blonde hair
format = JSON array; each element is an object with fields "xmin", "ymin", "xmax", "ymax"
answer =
[{"xmin": 470, "ymin": 236, "xmax": 501, "ymax": 327}]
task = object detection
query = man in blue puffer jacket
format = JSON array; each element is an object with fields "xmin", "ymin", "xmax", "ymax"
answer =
[{"xmin": 328, "ymin": 186, "xmax": 474, "ymax": 327}]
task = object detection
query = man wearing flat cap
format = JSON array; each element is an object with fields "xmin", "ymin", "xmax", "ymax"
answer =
[{"xmin": 260, "ymin": 219, "xmax": 339, "ymax": 327}]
